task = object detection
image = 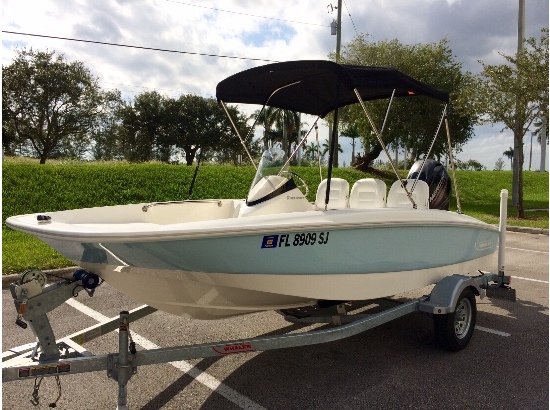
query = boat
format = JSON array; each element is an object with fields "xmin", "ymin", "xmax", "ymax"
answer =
[{"xmin": 6, "ymin": 60, "xmax": 500, "ymax": 320}]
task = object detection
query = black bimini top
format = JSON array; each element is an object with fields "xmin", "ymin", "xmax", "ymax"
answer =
[{"xmin": 216, "ymin": 60, "xmax": 449, "ymax": 117}]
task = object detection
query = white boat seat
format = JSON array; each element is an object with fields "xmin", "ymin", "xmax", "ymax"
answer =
[
  {"xmin": 387, "ymin": 179, "xmax": 430, "ymax": 209},
  {"xmin": 348, "ymin": 178, "xmax": 387, "ymax": 208},
  {"xmin": 315, "ymin": 178, "xmax": 349, "ymax": 210}
]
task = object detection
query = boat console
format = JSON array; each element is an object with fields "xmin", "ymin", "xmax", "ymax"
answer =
[
  {"xmin": 238, "ymin": 147, "xmax": 313, "ymax": 217},
  {"xmin": 239, "ymin": 174, "xmax": 312, "ymax": 217}
]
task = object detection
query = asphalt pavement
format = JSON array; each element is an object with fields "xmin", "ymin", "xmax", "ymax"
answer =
[{"xmin": 2, "ymin": 231, "xmax": 548, "ymax": 409}]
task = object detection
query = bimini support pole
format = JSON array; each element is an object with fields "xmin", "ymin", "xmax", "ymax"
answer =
[
  {"xmin": 187, "ymin": 146, "xmax": 203, "ymax": 199},
  {"xmin": 325, "ymin": 107, "xmax": 340, "ymax": 209},
  {"xmin": 279, "ymin": 117, "xmax": 321, "ymax": 173},
  {"xmin": 409, "ymin": 104, "xmax": 448, "ymax": 193},
  {"xmin": 315, "ymin": 124, "xmax": 323, "ymax": 183},
  {"xmin": 220, "ymin": 101, "xmax": 258, "ymax": 171},
  {"xmin": 220, "ymin": 80, "xmax": 302, "ymax": 172},
  {"xmin": 353, "ymin": 88, "xmax": 416, "ymax": 208}
]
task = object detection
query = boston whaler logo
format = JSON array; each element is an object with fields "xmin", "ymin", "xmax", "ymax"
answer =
[
  {"xmin": 213, "ymin": 342, "xmax": 255, "ymax": 355},
  {"xmin": 475, "ymin": 239, "xmax": 493, "ymax": 251}
]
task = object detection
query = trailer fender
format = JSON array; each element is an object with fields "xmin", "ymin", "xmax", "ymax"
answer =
[{"xmin": 418, "ymin": 274, "xmax": 485, "ymax": 315}]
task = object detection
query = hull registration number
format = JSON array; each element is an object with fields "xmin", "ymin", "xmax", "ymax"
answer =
[{"xmin": 261, "ymin": 232, "xmax": 330, "ymax": 249}]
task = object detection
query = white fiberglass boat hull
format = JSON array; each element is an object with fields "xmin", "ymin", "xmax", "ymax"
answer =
[{"xmin": 6, "ymin": 201, "xmax": 499, "ymax": 319}]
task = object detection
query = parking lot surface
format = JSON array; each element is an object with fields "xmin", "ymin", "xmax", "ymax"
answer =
[{"xmin": 2, "ymin": 231, "xmax": 548, "ymax": 409}]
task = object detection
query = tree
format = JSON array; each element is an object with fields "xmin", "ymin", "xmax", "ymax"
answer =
[
  {"xmin": 503, "ymin": 147, "xmax": 514, "ymax": 170},
  {"xmin": 455, "ymin": 159, "xmax": 486, "ymax": 171},
  {"xmin": 136, "ymin": 91, "xmax": 171, "ymax": 162},
  {"xmin": 250, "ymin": 106, "xmax": 278, "ymax": 151},
  {"xmin": 302, "ymin": 141, "xmax": 320, "ymax": 163},
  {"xmin": 477, "ymin": 28, "xmax": 549, "ymax": 217},
  {"xmin": 89, "ymin": 90, "xmax": 125, "ymax": 161},
  {"xmin": 340, "ymin": 121, "xmax": 360, "ymax": 166},
  {"xmin": 115, "ymin": 91, "xmax": 171, "ymax": 162},
  {"xmin": 250, "ymin": 107, "xmax": 303, "ymax": 159},
  {"xmin": 2, "ymin": 49, "xmax": 102, "ymax": 163},
  {"xmin": 494, "ymin": 158, "xmax": 505, "ymax": 171},
  {"xmin": 330, "ymin": 36, "xmax": 478, "ymax": 172},
  {"xmin": 321, "ymin": 141, "xmax": 343, "ymax": 157},
  {"xmin": 164, "ymin": 95, "xmax": 255, "ymax": 165},
  {"xmin": 268, "ymin": 109, "xmax": 301, "ymax": 159}
]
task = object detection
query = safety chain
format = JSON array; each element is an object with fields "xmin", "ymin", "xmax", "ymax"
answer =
[{"xmin": 30, "ymin": 375, "xmax": 61, "ymax": 408}]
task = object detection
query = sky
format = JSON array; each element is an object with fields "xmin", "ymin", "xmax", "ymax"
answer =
[{"xmin": 2, "ymin": 0, "xmax": 548, "ymax": 170}]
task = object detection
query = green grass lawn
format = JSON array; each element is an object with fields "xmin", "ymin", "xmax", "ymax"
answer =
[
  {"xmin": 2, "ymin": 159, "xmax": 548, "ymax": 274},
  {"xmin": 452, "ymin": 170, "xmax": 549, "ymax": 227}
]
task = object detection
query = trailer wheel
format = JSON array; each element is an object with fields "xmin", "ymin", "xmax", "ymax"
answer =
[{"xmin": 434, "ymin": 287, "xmax": 476, "ymax": 351}]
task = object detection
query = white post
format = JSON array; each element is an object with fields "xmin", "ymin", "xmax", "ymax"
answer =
[{"xmin": 498, "ymin": 189, "xmax": 508, "ymax": 275}]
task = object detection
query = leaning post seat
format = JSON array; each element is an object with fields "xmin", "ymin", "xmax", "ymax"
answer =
[
  {"xmin": 387, "ymin": 179, "xmax": 430, "ymax": 209},
  {"xmin": 348, "ymin": 178, "xmax": 387, "ymax": 208},
  {"xmin": 315, "ymin": 178, "xmax": 349, "ymax": 210}
]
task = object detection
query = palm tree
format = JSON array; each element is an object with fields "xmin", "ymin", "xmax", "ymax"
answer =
[
  {"xmin": 269, "ymin": 109, "xmax": 301, "ymax": 158},
  {"xmin": 340, "ymin": 122, "xmax": 360, "ymax": 166},
  {"xmin": 250, "ymin": 108, "xmax": 302, "ymax": 158},
  {"xmin": 250, "ymin": 107, "xmax": 279, "ymax": 150},
  {"xmin": 303, "ymin": 142, "xmax": 318, "ymax": 162},
  {"xmin": 503, "ymin": 147, "xmax": 514, "ymax": 170},
  {"xmin": 321, "ymin": 141, "xmax": 344, "ymax": 158}
]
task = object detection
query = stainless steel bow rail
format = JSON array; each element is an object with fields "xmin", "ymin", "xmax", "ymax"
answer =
[{"xmin": 3, "ymin": 190, "xmax": 515, "ymax": 409}]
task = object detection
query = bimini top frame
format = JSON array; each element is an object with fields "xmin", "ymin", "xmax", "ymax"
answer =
[{"xmin": 216, "ymin": 60, "xmax": 451, "ymax": 209}]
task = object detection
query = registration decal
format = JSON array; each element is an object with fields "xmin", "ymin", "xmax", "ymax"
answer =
[{"xmin": 261, "ymin": 232, "xmax": 330, "ymax": 249}]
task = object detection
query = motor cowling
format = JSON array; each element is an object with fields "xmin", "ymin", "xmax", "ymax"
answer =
[{"xmin": 407, "ymin": 159, "xmax": 451, "ymax": 210}]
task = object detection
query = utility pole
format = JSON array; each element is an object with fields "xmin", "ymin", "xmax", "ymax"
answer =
[
  {"xmin": 336, "ymin": 0, "xmax": 342, "ymax": 63},
  {"xmin": 512, "ymin": 0, "xmax": 525, "ymax": 206},
  {"xmin": 329, "ymin": 1, "xmax": 342, "ymax": 168},
  {"xmin": 541, "ymin": 116, "xmax": 547, "ymax": 171}
]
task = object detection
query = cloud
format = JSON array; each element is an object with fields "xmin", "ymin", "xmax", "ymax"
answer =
[{"xmin": 2, "ymin": 0, "xmax": 547, "ymax": 169}]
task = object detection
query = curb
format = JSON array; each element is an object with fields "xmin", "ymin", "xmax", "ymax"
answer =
[
  {"xmin": 2, "ymin": 226, "xmax": 547, "ymax": 289},
  {"xmin": 506, "ymin": 226, "xmax": 549, "ymax": 235}
]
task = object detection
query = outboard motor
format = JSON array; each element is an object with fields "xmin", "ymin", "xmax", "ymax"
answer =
[{"xmin": 407, "ymin": 159, "xmax": 451, "ymax": 210}]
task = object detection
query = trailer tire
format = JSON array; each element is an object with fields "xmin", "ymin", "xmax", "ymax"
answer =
[{"xmin": 434, "ymin": 287, "xmax": 476, "ymax": 351}]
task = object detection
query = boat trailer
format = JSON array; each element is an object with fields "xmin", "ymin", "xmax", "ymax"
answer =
[
  {"xmin": 3, "ymin": 191, "xmax": 515, "ymax": 409},
  {"xmin": 3, "ymin": 270, "xmax": 515, "ymax": 409}
]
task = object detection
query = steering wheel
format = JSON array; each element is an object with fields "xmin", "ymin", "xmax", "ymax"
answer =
[{"xmin": 280, "ymin": 171, "xmax": 309, "ymax": 197}]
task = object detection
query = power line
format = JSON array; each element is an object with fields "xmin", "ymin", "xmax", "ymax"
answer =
[
  {"xmin": 100, "ymin": 81, "xmax": 215, "ymax": 100},
  {"xmin": 342, "ymin": 0, "xmax": 360, "ymax": 38},
  {"xmin": 164, "ymin": 0, "xmax": 329, "ymax": 27},
  {"xmin": 2, "ymin": 30, "xmax": 279, "ymax": 63}
]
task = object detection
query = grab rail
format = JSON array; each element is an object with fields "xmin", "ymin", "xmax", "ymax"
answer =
[{"xmin": 141, "ymin": 200, "xmax": 222, "ymax": 212}]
